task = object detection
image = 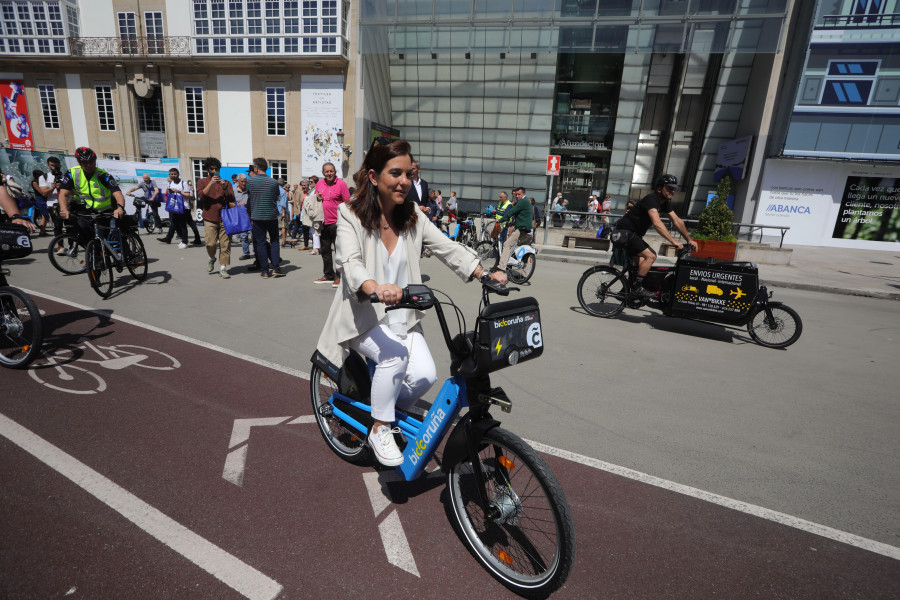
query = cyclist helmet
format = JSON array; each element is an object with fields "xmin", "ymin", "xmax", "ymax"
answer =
[
  {"xmin": 75, "ymin": 146, "xmax": 97, "ymax": 162},
  {"xmin": 656, "ymin": 174, "xmax": 678, "ymax": 190}
]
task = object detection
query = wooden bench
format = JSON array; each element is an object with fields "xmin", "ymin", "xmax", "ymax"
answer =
[{"xmin": 562, "ymin": 235, "xmax": 610, "ymax": 251}]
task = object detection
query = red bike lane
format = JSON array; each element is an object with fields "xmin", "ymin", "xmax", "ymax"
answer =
[{"xmin": 1, "ymin": 297, "xmax": 897, "ymax": 599}]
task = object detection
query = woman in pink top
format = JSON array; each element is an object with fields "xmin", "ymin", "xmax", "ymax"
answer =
[{"xmin": 313, "ymin": 162, "xmax": 350, "ymax": 286}]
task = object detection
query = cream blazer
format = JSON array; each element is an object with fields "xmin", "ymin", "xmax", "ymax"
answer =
[{"xmin": 316, "ymin": 202, "xmax": 480, "ymax": 367}]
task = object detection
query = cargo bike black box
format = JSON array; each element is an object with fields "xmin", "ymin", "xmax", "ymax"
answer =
[{"xmin": 668, "ymin": 258, "xmax": 759, "ymax": 324}]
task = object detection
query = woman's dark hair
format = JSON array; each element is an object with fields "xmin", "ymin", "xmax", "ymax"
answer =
[
  {"xmin": 32, "ymin": 169, "xmax": 44, "ymax": 182},
  {"xmin": 202, "ymin": 157, "xmax": 222, "ymax": 171},
  {"xmin": 349, "ymin": 139, "xmax": 418, "ymax": 233}
]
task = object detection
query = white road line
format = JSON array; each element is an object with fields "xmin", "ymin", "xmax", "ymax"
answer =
[
  {"xmin": 526, "ymin": 439, "xmax": 900, "ymax": 561},
  {"xmin": 379, "ymin": 510, "xmax": 420, "ymax": 578},
  {"xmin": 0, "ymin": 413, "xmax": 283, "ymax": 600},
  {"xmin": 26, "ymin": 290, "xmax": 900, "ymax": 561}
]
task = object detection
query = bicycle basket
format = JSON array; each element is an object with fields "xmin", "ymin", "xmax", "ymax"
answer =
[
  {"xmin": 0, "ymin": 223, "xmax": 33, "ymax": 259},
  {"xmin": 475, "ymin": 297, "xmax": 543, "ymax": 373}
]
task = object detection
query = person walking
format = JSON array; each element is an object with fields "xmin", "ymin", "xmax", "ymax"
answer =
[
  {"xmin": 246, "ymin": 157, "xmax": 284, "ymax": 278},
  {"xmin": 197, "ymin": 157, "xmax": 235, "ymax": 279},
  {"xmin": 304, "ymin": 177, "xmax": 324, "ymax": 255},
  {"xmin": 296, "ymin": 178, "xmax": 312, "ymax": 250},
  {"xmin": 233, "ymin": 173, "xmax": 253, "ymax": 260},
  {"xmin": 313, "ymin": 162, "xmax": 349, "ymax": 287}
]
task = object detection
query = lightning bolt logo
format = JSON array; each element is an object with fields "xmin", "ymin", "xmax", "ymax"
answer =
[{"xmin": 495, "ymin": 339, "xmax": 503, "ymax": 356}]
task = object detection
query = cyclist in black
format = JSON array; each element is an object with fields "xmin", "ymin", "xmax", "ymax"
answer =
[
  {"xmin": 56, "ymin": 147, "xmax": 126, "ymax": 240},
  {"xmin": 614, "ymin": 174, "xmax": 697, "ymax": 299}
]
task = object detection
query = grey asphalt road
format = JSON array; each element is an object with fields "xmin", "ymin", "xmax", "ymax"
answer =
[{"xmin": 10, "ymin": 233, "xmax": 900, "ymax": 549}]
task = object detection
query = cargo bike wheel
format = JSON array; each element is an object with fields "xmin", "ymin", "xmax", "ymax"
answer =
[
  {"xmin": 447, "ymin": 427, "xmax": 576, "ymax": 597},
  {"xmin": 747, "ymin": 304, "xmax": 802, "ymax": 349},
  {"xmin": 577, "ymin": 265, "xmax": 627, "ymax": 317},
  {"xmin": 0, "ymin": 286, "xmax": 43, "ymax": 368}
]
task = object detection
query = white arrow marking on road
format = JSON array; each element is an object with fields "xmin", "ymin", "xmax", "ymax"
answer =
[
  {"xmin": 222, "ymin": 416, "xmax": 315, "ymax": 487},
  {"xmin": 363, "ymin": 468, "xmax": 443, "ymax": 578}
]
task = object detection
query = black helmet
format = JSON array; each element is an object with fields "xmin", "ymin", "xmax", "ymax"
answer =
[
  {"xmin": 75, "ymin": 146, "xmax": 97, "ymax": 162},
  {"xmin": 656, "ymin": 174, "xmax": 678, "ymax": 189}
]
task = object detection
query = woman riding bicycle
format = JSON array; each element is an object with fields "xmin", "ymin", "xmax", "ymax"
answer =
[{"xmin": 315, "ymin": 139, "xmax": 506, "ymax": 467}]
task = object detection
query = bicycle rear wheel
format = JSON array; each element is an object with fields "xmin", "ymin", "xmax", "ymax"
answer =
[
  {"xmin": 124, "ymin": 232, "xmax": 148, "ymax": 280},
  {"xmin": 447, "ymin": 427, "xmax": 576, "ymax": 597},
  {"xmin": 86, "ymin": 239, "xmax": 114, "ymax": 298},
  {"xmin": 310, "ymin": 365, "xmax": 371, "ymax": 464},
  {"xmin": 48, "ymin": 233, "xmax": 87, "ymax": 275},
  {"xmin": 0, "ymin": 286, "xmax": 43, "ymax": 368},
  {"xmin": 475, "ymin": 240, "xmax": 499, "ymax": 269},
  {"xmin": 577, "ymin": 265, "xmax": 627, "ymax": 317}
]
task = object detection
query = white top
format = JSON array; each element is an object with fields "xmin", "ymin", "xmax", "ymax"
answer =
[
  {"xmin": 168, "ymin": 180, "xmax": 191, "ymax": 210},
  {"xmin": 380, "ymin": 235, "xmax": 410, "ymax": 334},
  {"xmin": 38, "ymin": 173, "xmax": 58, "ymax": 205}
]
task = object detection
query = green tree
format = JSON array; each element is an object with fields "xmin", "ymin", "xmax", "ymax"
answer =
[{"xmin": 696, "ymin": 175, "xmax": 737, "ymax": 242}]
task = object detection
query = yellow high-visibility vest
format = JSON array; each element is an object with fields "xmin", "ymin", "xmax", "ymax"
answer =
[{"xmin": 71, "ymin": 166, "xmax": 114, "ymax": 211}]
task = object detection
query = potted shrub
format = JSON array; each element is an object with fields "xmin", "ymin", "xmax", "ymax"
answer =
[{"xmin": 693, "ymin": 175, "xmax": 737, "ymax": 261}]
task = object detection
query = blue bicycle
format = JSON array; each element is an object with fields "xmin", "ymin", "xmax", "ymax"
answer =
[{"xmin": 310, "ymin": 281, "xmax": 576, "ymax": 597}]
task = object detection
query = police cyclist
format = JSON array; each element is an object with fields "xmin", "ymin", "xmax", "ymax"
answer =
[
  {"xmin": 614, "ymin": 174, "xmax": 697, "ymax": 300},
  {"xmin": 57, "ymin": 147, "xmax": 126, "ymax": 235}
]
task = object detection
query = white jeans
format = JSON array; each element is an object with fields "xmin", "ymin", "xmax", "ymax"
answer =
[{"xmin": 350, "ymin": 324, "xmax": 437, "ymax": 422}]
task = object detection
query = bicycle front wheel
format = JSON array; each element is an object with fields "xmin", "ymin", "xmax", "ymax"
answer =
[
  {"xmin": 508, "ymin": 252, "xmax": 536, "ymax": 284},
  {"xmin": 447, "ymin": 427, "xmax": 576, "ymax": 597},
  {"xmin": 577, "ymin": 265, "xmax": 627, "ymax": 318},
  {"xmin": 310, "ymin": 365, "xmax": 371, "ymax": 464},
  {"xmin": 0, "ymin": 286, "xmax": 43, "ymax": 368},
  {"xmin": 48, "ymin": 233, "xmax": 87, "ymax": 275},
  {"xmin": 123, "ymin": 232, "xmax": 148, "ymax": 281},
  {"xmin": 747, "ymin": 304, "xmax": 802, "ymax": 349},
  {"xmin": 86, "ymin": 239, "xmax": 114, "ymax": 298}
]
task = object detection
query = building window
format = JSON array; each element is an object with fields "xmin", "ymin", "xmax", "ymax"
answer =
[
  {"xmin": 192, "ymin": 159, "xmax": 205, "ymax": 185},
  {"xmin": 105, "ymin": 154, "xmax": 121, "ymax": 160},
  {"xmin": 303, "ymin": 37, "xmax": 316, "ymax": 52},
  {"xmin": 214, "ymin": 38, "xmax": 227, "ymax": 52},
  {"xmin": 8, "ymin": 39, "xmax": 20, "ymax": 53},
  {"xmin": 285, "ymin": 17, "xmax": 299, "ymax": 33},
  {"xmin": 828, "ymin": 61, "xmax": 878, "ymax": 76},
  {"xmin": 323, "ymin": 17, "xmax": 337, "ymax": 34},
  {"xmin": 821, "ymin": 60, "xmax": 879, "ymax": 106},
  {"xmin": 38, "ymin": 38, "xmax": 50, "ymax": 53},
  {"xmin": 230, "ymin": 1, "xmax": 243, "ymax": 17},
  {"xmin": 95, "ymin": 85, "xmax": 116, "ymax": 131},
  {"xmin": 23, "ymin": 39, "xmax": 35, "ymax": 53},
  {"xmin": 230, "ymin": 18, "xmax": 245, "ymax": 33},
  {"xmin": 18, "ymin": 3, "xmax": 33, "ymax": 35},
  {"xmin": 322, "ymin": 0, "xmax": 337, "ymax": 16},
  {"xmin": 266, "ymin": 37, "xmax": 280, "ymax": 52},
  {"xmin": 185, "ymin": 86, "xmax": 206, "ymax": 134},
  {"xmin": 145, "ymin": 12, "xmax": 165, "ymax": 54},
  {"xmin": 285, "ymin": 1, "xmax": 299, "ymax": 16},
  {"xmin": 249, "ymin": 38, "xmax": 262, "ymax": 52},
  {"xmin": 270, "ymin": 160, "xmax": 288, "ymax": 182},
  {"xmin": 303, "ymin": 18, "xmax": 318, "ymax": 33},
  {"xmin": 137, "ymin": 89, "xmax": 165, "ymax": 132},
  {"xmin": 118, "ymin": 12, "xmax": 138, "ymax": 54},
  {"xmin": 284, "ymin": 37, "xmax": 299, "ymax": 52},
  {"xmin": 266, "ymin": 87, "xmax": 286, "ymax": 136},
  {"xmin": 38, "ymin": 84, "xmax": 60, "ymax": 129},
  {"xmin": 231, "ymin": 38, "xmax": 245, "ymax": 52},
  {"xmin": 322, "ymin": 37, "xmax": 336, "ymax": 52},
  {"xmin": 3, "ymin": 5, "xmax": 17, "ymax": 35},
  {"xmin": 65, "ymin": 5, "xmax": 78, "ymax": 37},
  {"xmin": 197, "ymin": 39, "xmax": 210, "ymax": 53},
  {"xmin": 303, "ymin": 1, "xmax": 316, "ymax": 16}
]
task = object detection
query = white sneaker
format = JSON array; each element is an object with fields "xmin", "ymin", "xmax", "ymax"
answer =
[
  {"xmin": 178, "ymin": 243, "xmax": 188, "ymax": 249},
  {"xmin": 368, "ymin": 425, "xmax": 404, "ymax": 467}
]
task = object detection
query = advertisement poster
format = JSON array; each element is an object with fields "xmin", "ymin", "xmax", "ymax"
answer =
[
  {"xmin": 1, "ymin": 80, "xmax": 34, "ymax": 150},
  {"xmin": 714, "ymin": 135, "xmax": 752, "ymax": 182},
  {"xmin": 672, "ymin": 265, "xmax": 758, "ymax": 321},
  {"xmin": 301, "ymin": 76, "xmax": 344, "ymax": 176},
  {"xmin": 63, "ymin": 156, "xmax": 174, "ymax": 214},
  {"xmin": 369, "ymin": 122, "xmax": 400, "ymax": 148},
  {"xmin": 832, "ymin": 176, "xmax": 900, "ymax": 243},
  {"xmin": 755, "ymin": 160, "xmax": 838, "ymax": 246}
]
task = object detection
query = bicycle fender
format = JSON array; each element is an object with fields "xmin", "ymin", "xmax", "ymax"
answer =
[{"xmin": 440, "ymin": 417, "xmax": 501, "ymax": 473}]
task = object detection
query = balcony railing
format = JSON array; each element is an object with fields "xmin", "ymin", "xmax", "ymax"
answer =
[
  {"xmin": 819, "ymin": 13, "xmax": 900, "ymax": 28},
  {"xmin": 68, "ymin": 36, "xmax": 192, "ymax": 57}
]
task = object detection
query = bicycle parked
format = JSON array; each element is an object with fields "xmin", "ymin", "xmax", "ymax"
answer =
[
  {"xmin": 0, "ymin": 221, "xmax": 42, "ymax": 368},
  {"xmin": 79, "ymin": 212, "xmax": 148, "ymax": 298},
  {"xmin": 577, "ymin": 245, "xmax": 803, "ymax": 348},
  {"xmin": 309, "ymin": 281, "xmax": 575, "ymax": 597}
]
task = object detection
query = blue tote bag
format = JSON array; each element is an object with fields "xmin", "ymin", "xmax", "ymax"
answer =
[
  {"xmin": 165, "ymin": 192, "xmax": 184, "ymax": 214},
  {"xmin": 222, "ymin": 204, "xmax": 251, "ymax": 235}
]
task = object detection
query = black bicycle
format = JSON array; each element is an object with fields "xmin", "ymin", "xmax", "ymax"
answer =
[
  {"xmin": 0, "ymin": 223, "xmax": 42, "ymax": 368},
  {"xmin": 80, "ymin": 213, "xmax": 148, "ymax": 298}
]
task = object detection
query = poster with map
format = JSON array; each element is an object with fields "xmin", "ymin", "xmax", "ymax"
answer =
[{"xmin": 301, "ymin": 76, "xmax": 344, "ymax": 176}]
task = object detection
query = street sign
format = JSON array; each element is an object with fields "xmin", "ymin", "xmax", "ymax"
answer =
[{"xmin": 546, "ymin": 155, "xmax": 561, "ymax": 176}]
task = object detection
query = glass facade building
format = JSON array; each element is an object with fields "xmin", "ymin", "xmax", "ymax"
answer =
[
  {"xmin": 783, "ymin": 0, "xmax": 900, "ymax": 160},
  {"xmin": 359, "ymin": 0, "xmax": 792, "ymax": 212}
]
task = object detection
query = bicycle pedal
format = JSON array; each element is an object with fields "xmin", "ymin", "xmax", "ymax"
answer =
[{"xmin": 479, "ymin": 387, "xmax": 512, "ymax": 413}]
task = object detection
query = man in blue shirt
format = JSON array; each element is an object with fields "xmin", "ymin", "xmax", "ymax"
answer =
[{"xmin": 246, "ymin": 157, "xmax": 284, "ymax": 278}]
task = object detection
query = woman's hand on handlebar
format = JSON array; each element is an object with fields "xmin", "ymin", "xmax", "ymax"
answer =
[{"xmin": 373, "ymin": 282, "xmax": 403, "ymax": 305}]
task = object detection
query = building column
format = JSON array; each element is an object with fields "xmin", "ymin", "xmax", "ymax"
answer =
[
  {"xmin": 114, "ymin": 64, "xmax": 139, "ymax": 158},
  {"xmin": 606, "ymin": 53, "xmax": 651, "ymax": 205},
  {"xmin": 159, "ymin": 65, "xmax": 178, "ymax": 160}
]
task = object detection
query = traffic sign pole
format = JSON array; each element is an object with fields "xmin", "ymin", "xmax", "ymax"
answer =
[{"xmin": 544, "ymin": 155, "xmax": 561, "ymax": 246}]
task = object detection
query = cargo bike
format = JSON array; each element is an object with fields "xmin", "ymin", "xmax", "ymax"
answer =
[{"xmin": 577, "ymin": 246, "xmax": 802, "ymax": 349}]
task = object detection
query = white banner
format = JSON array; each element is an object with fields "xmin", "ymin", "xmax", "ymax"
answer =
[
  {"xmin": 756, "ymin": 159, "xmax": 900, "ymax": 250},
  {"xmin": 301, "ymin": 75, "xmax": 344, "ymax": 177}
]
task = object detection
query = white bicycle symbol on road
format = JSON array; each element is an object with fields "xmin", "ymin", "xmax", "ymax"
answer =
[{"xmin": 29, "ymin": 339, "xmax": 181, "ymax": 394}]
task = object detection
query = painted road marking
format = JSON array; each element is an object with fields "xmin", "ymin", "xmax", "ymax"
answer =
[
  {"xmin": 24, "ymin": 290, "xmax": 900, "ymax": 562},
  {"xmin": 0, "ymin": 412, "xmax": 283, "ymax": 600},
  {"xmin": 526, "ymin": 439, "xmax": 900, "ymax": 561},
  {"xmin": 222, "ymin": 415, "xmax": 316, "ymax": 487}
]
